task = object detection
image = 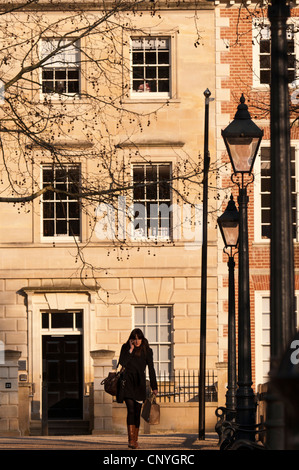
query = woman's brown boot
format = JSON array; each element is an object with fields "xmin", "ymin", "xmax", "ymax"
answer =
[
  {"xmin": 127, "ymin": 425, "xmax": 136, "ymax": 449},
  {"xmin": 134, "ymin": 427, "xmax": 140, "ymax": 449}
]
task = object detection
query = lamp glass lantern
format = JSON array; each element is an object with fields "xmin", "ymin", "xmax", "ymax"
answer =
[
  {"xmin": 221, "ymin": 95, "xmax": 264, "ymax": 175},
  {"xmin": 218, "ymin": 196, "xmax": 239, "ymax": 249}
]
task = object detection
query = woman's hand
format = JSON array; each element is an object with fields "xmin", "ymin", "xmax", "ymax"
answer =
[
  {"xmin": 129, "ymin": 339, "xmax": 135, "ymax": 353},
  {"xmin": 152, "ymin": 389, "xmax": 158, "ymax": 396}
]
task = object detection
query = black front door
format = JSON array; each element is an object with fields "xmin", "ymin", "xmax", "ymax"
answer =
[{"xmin": 42, "ymin": 335, "xmax": 83, "ymax": 419}]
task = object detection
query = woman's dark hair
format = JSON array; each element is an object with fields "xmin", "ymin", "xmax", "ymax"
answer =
[{"xmin": 127, "ymin": 328, "xmax": 149, "ymax": 355}]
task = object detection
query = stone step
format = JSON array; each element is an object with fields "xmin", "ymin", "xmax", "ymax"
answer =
[{"xmin": 48, "ymin": 420, "xmax": 91, "ymax": 436}]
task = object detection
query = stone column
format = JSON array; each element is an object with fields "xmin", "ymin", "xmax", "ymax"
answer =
[
  {"xmin": 216, "ymin": 362, "xmax": 228, "ymax": 408},
  {"xmin": 0, "ymin": 350, "xmax": 21, "ymax": 436},
  {"xmin": 90, "ymin": 349, "xmax": 115, "ymax": 434}
]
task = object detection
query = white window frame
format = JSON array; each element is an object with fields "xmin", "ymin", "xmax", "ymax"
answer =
[
  {"xmin": 254, "ymin": 141, "xmax": 299, "ymax": 243},
  {"xmin": 252, "ymin": 20, "xmax": 298, "ymax": 89},
  {"xmin": 130, "ymin": 36, "xmax": 172, "ymax": 100},
  {"xmin": 41, "ymin": 309, "xmax": 83, "ymax": 335},
  {"xmin": 40, "ymin": 38, "xmax": 81, "ymax": 98},
  {"xmin": 255, "ymin": 291, "xmax": 299, "ymax": 388},
  {"xmin": 130, "ymin": 162, "xmax": 172, "ymax": 241},
  {"xmin": 41, "ymin": 163, "xmax": 81, "ymax": 242},
  {"xmin": 134, "ymin": 305, "xmax": 173, "ymax": 377}
]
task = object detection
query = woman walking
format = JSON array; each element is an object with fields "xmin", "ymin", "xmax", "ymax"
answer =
[{"xmin": 119, "ymin": 328, "xmax": 158, "ymax": 449}]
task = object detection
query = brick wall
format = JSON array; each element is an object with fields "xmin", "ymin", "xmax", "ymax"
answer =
[{"xmin": 216, "ymin": 1, "xmax": 299, "ymax": 388}]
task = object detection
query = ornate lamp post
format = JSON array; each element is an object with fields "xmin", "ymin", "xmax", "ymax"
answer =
[
  {"xmin": 217, "ymin": 195, "xmax": 239, "ymax": 423},
  {"xmin": 222, "ymin": 95, "xmax": 263, "ymax": 442}
]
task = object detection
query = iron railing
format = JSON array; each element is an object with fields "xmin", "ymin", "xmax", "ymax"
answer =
[{"xmin": 153, "ymin": 369, "xmax": 218, "ymax": 403}]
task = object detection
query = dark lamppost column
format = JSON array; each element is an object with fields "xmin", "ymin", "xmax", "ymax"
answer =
[
  {"xmin": 199, "ymin": 88, "xmax": 213, "ymax": 440},
  {"xmin": 217, "ymin": 195, "xmax": 239, "ymax": 422},
  {"xmin": 222, "ymin": 96, "xmax": 263, "ymax": 442},
  {"xmin": 266, "ymin": 0, "xmax": 297, "ymax": 450}
]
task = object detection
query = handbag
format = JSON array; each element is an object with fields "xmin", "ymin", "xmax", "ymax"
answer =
[
  {"xmin": 101, "ymin": 364, "xmax": 125, "ymax": 397},
  {"xmin": 141, "ymin": 393, "xmax": 160, "ymax": 425}
]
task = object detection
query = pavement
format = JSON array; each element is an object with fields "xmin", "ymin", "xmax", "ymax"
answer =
[
  {"xmin": 0, "ymin": 432, "xmax": 221, "ymax": 467},
  {"xmin": 0, "ymin": 432, "xmax": 219, "ymax": 451}
]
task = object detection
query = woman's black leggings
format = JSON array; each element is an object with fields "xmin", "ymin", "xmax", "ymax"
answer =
[{"xmin": 125, "ymin": 398, "xmax": 142, "ymax": 427}]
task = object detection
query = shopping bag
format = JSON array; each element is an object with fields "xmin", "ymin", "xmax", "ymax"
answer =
[{"xmin": 142, "ymin": 393, "xmax": 160, "ymax": 425}]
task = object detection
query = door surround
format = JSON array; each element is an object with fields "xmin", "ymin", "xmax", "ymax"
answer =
[{"xmin": 24, "ymin": 287, "xmax": 97, "ymax": 422}]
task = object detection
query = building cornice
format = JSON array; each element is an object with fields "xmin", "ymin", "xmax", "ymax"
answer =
[{"xmin": 0, "ymin": 0, "xmax": 215, "ymax": 12}]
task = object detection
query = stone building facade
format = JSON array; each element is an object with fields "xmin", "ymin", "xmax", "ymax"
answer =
[{"xmin": 0, "ymin": 0, "xmax": 219, "ymax": 435}]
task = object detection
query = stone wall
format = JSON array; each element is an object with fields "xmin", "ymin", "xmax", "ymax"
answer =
[{"xmin": 0, "ymin": 350, "xmax": 21, "ymax": 436}]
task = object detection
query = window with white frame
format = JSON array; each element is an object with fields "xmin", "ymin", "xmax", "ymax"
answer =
[
  {"xmin": 253, "ymin": 23, "xmax": 296, "ymax": 86},
  {"xmin": 131, "ymin": 37, "xmax": 171, "ymax": 97},
  {"xmin": 42, "ymin": 310, "xmax": 83, "ymax": 332},
  {"xmin": 258, "ymin": 146, "xmax": 297, "ymax": 241},
  {"xmin": 41, "ymin": 39, "xmax": 80, "ymax": 95},
  {"xmin": 132, "ymin": 163, "xmax": 171, "ymax": 239},
  {"xmin": 42, "ymin": 164, "xmax": 81, "ymax": 238},
  {"xmin": 255, "ymin": 294, "xmax": 298, "ymax": 386},
  {"xmin": 134, "ymin": 305, "xmax": 172, "ymax": 376}
]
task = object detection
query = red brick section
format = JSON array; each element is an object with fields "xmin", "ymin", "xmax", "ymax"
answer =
[{"xmin": 219, "ymin": 3, "xmax": 299, "ymax": 389}]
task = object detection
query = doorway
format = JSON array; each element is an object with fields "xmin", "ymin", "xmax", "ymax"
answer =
[{"xmin": 42, "ymin": 335, "xmax": 83, "ymax": 419}]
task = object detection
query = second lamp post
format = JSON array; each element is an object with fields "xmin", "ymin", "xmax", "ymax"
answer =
[
  {"xmin": 222, "ymin": 95, "xmax": 263, "ymax": 442},
  {"xmin": 218, "ymin": 195, "xmax": 239, "ymax": 423}
]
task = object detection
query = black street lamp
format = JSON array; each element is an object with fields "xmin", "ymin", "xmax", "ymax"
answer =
[
  {"xmin": 215, "ymin": 195, "xmax": 239, "ymax": 449},
  {"xmin": 217, "ymin": 195, "xmax": 239, "ymax": 422},
  {"xmin": 222, "ymin": 95, "xmax": 263, "ymax": 442}
]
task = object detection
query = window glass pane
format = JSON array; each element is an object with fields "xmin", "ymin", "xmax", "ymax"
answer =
[
  {"xmin": 132, "ymin": 38, "xmax": 143, "ymax": 49},
  {"xmin": 262, "ymin": 297, "xmax": 270, "ymax": 312},
  {"xmin": 151, "ymin": 344, "xmax": 158, "ymax": 359},
  {"xmin": 261, "ymin": 178, "xmax": 271, "ymax": 193},
  {"xmin": 262, "ymin": 329, "xmax": 270, "ymax": 344},
  {"xmin": 51, "ymin": 312, "xmax": 73, "ymax": 328},
  {"xmin": 43, "ymin": 202, "xmax": 54, "ymax": 218},
  {"xmin": 135, "ymin": 307, "xmax": 145, "ymax": 324},
  {"xmin": 160, "ymin": 307, "xmax": 171, "ymax": 323},
  {"xmin": 44, "ymin": 220, "xmax": 54, "ymax": 236},
  {"xmin": 263, "ymin": 345, "xmax": 270, "ymax": 360},
  {"xmin": 56, "ymin": 219, "xmax": 67, "ymax": 235},
  {"xmin": 260, "ymin": 39, "xmax": 270, "ymax": 53},
  {"xmin": 263, "ymin": 360, "xmax": 270, "ymax": 376},
  {"xmin": 145, "ymin": 51, "xmax": 156, "ymax": 64},
  {"xmin": 260, "ymin": 70, "xmax": 270, "ymax": 84},
  {"xmin": 69, "ymin": 202, "xmax": 79, "ymax": 218},
  {"xmin": 148, "ymin": 326, "xmax": 158, "ymax": 342},
  {"xmin": 42, "ymin": 39, "xmax": 80, "ymax": 67},
  {"xmin": 262, "ymin": 225, "xmax": 271, "ymax": 239},
  {"xmin": 160, "ymin": 325, "xmax": 170, "ymax": 342},
  {"xmin": 56, "ymin": 201, "xmax": 67, "ymax": 218},
  {"xmin": 42, "ymin": 312, "xmax": 49, "ymax": 329},
  {"xmin": 159, "ymin": 362, "xmax": 170, "ymax": 375},
  {"xmin": 261, "ymin": 209, "xmax": 270, "ymax": 224},
  {"xmin": 260, "ymin": 55, "xmax": 270, "ymax": 68},
  {"xmin": 75, "ymin": 312, "xmax": 83, "ymax": 329},
  {"xmin": 147, "ymin": 307, "xmax": 158, "ymax": 324},
  {"xmin": 262, "ymin": 312, "xmax": 270, "ymax": 328},
  {"xmin": 69, "ymin": 219, "xmax": 80, "ymax": 236},
  {"xmin": 160, "ymin": 345, "xmax": 170, "ymax": 361}
]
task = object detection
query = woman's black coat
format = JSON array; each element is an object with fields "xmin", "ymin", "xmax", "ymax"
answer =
[{"xmin": 119, "ymin": 342, "xmax": 158, "ymax": 402}]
